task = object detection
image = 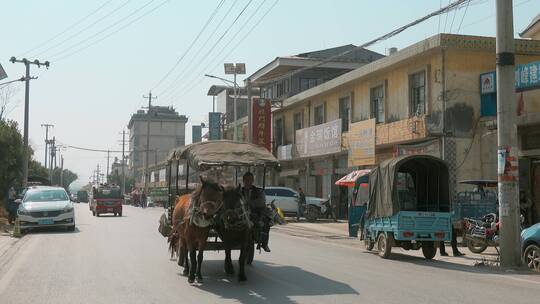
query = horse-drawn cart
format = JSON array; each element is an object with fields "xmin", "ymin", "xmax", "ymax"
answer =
[{"xmin": 161, "ymin": 140, "xmax": 280, "ymax": 278}]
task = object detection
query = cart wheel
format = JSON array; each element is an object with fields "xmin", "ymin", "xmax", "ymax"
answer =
[
  {"xmin": 421, "ymin": 241, "xmax": 437, "ymax": 260},
  {"xmin": 377, "ymin": 233, "xmax": 392, "ymax": 259},
  {"xmin": 467, "ymin": 240, "xmax": 488, "ymax": 254},
  {"xmin": 365, "ymin": 239, "xmax": 375, "ymax": 251},
  {"xmin": 247, "ymin": 242, "xmax": 255, "ymax": 265}
]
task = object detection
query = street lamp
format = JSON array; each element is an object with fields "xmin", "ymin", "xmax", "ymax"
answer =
[{"xmin": 204, "ymin": 73, "xmax": 242, "ymax": 141}]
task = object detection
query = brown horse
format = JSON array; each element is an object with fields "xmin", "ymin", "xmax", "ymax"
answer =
[
  {"xmin": 168, "ymin": 177, "xmax": 223, "ymax": 283},
  {"xmin": 217, "ymin": 185, "xmax": 253, "ymax": 282}
]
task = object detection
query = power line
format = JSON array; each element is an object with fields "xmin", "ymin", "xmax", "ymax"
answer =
[
  {"xmin": 253, "ymin": 0, "xmax": 469, "ymax": 87},
  {"xmin": 50, "ymin": 0, "xmax": 157, "ymax": 60},
  {"xmin": 167, "ymin": 0, "xmax": 266, "ymax": 102},
  {"xmin": 461, "ymin": 0, "xmax": 532, "ymax": 30},
  {"xmin": 34, "ymin": 0, "xmax": 133, "ymax": 58},
  {"xmin": 157, "ymin": 0, "xmax": 239, "ymax": 97},
  {"xmin": 161, "ymin": 0, "xmax": 254, "ymax": 102},
  {"xmin": 53, "ymin": 0, "xmax": 171, "ymax": 62},
  {"xmin": 23, "ymin": 0, "xmax": 113, "ymax": 56},
  {"xmin": 171, "ymin": 0, "xmax": 279, "ymax": 104},
  {"xmin": 456, "ymin": 0, "xmax": 471, "ymax": 33},
  {"xmin": 152, "ymin": 0, "xmax": 226, "ymax": 91},
  {"xmin": 449, "ymin": 0, "xmax": 459, "ymax": 32}
]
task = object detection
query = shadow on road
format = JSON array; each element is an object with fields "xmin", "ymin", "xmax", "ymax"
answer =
[
  {"xmin": 190, "ymin": 260, "xmax": 359, "ymax": 304},
  {"xmin": 363, "ymin": 251, "xmax": 537, "ymax": 276},
  {"xmin": 24, "ymin": 226, "xmax": 80, "ymax": 234}
]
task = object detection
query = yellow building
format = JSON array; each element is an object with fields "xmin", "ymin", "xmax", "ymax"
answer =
[{"xmin": 272, "ymin": 33, "xmax": 540, "ymax": 220}]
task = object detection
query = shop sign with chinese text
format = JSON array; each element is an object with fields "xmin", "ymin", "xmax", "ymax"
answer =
[
  {"xmin": 295, "ymin": 119, "xmax": 342, "ymax": 158},
  {"xmin": 349, "ymin": 119, "xmax": 376, "ymax": 166},
  {"xmin": 251, "ymin": 98, "xmax": 271, "ymax": 151}
]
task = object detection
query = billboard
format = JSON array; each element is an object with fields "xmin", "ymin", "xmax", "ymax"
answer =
[
  {"xmin": 295, "ymin": 119, "xmax": 342, "ymax": 158},
  {"xmin": 349, "ymin": 119, "xmax": 376, "ymax": 166},
  {"xmin": 192, "ymin": 125, "xmax": 202, "ymax": 143},
  {"xmin": 251, "ymin": 98, "xmax": 271, "ymax": 151},
  {"xmin": 208, "ymin": 112, "xmax": 221, "ymax": 140}
]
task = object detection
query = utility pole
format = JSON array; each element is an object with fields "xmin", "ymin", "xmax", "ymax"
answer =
[
  {"xmin": 143, "ymin": 91, "xmax": 157, "ymax": 195},
  {"xmin": 49, "ymin": 137, "xmax": 56, "ymax": 181},
  {"xmin": 106, "ymin": 150, "xmax": 110, "ymax": 184},
  {"xmin": 96, "ymin": 164, "xmax": 101, "ymax": 185},
  {"xmin": 496, "ymin": 0, "xmax": 521, "ymax": 268},
  {"xmin": 10, "ymin": 57, "xmax": 50, "ymax": 187},
  {"xmin": 233, "ymin": 72, "xmax": 238, "ymax": 141},
  {"xmin": 121, "ymin": 130, "xmax": 126, "ymax": 195},
  {"xmin": 41, "ymin": 124, "xmax": 53, "ymax": 167},
  {"xmin": 60, "ymin": 155, "xmax": 64, "ymax": 188}
]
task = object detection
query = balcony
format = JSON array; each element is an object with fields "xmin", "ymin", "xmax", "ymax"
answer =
[{"xmin": 376, "ymin": 115, "xmax": 427, "ymax": 146}]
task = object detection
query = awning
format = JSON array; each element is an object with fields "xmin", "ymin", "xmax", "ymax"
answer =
[{"xmin": 335, "ymin": 169, "xmax": 371, "ymax": 187}]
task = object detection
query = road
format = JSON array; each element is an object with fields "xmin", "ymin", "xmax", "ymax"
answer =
[{"xmin": 0, "ymin": 204, "xmax": 539, "ymax": 304}]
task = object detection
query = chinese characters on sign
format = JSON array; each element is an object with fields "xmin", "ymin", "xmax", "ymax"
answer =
[
  {"xmin": 348, "ymin": 119, "xmax": 376, "ymax": 166},
  {"xmin": 394, "ymin": 139, "xmax": 441, "ymax": 158},
  {"xmin": 295, "ymin": 119, "xmax": 342, "ymax": 158},
  {"xmin": 480, "ymin": 60, "xmax": 540, "ymax": 95},
  {"xmin": 251, "ymin": 98, "xmax": 271, "ymax": 151}
]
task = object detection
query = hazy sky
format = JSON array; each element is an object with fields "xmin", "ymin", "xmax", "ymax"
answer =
[{"xmin": 0, "ymin": 0, "xmax": 537, "ymax": 185}]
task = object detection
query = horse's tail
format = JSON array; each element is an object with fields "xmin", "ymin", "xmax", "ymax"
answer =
[{"xmin": 168, "ymin": 224, "xmax": 179, "ymax": 257}]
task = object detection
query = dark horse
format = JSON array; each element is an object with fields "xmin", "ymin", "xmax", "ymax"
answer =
[
  {"xmin": 217, "ymin": 185, "xmax": 253, "ymax": 282},
  {"xmin": 168, "ymin": 177, "xmax": 223, "ymax": 283}
]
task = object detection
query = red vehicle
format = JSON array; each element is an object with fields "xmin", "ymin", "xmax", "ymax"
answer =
[{"xmin": 90, "ymin": 185, "xmax": 123, "ymax": 217}]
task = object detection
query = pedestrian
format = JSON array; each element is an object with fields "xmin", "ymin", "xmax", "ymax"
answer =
[
  {"xmin": 141, "ymin": 191, "xmax": 147, "ymax": 209},
  {"xmin": 6, "ymin": 186, "xmax": 17, "ymax": 225},
  {"xmin": 439, "ymin": 226, "xmax": 464, "ymax": 257},
  {"xmin": 297, "ymin": 187, "xmax": 306, "ymax": 221}
]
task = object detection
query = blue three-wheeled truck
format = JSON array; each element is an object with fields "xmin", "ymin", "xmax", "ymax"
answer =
[{"xmin": 362, "ymin": 155, "xmax": 453, "ymax": 259}]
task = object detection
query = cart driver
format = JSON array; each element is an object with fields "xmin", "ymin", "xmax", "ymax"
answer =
[{"xmin": 241, "ymin": 171, "xmax": 271, "ymax": 252}]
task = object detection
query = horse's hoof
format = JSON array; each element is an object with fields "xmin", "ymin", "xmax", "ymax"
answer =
[
  {"xmin": 238, "ymin": 275, "xmax": 247, "ymax": 282},
  {"xmin": 196, "ymin": 276, "xmax": 203, "ymax": 283},
  {"xmin": 188, "ymin": 276, "xmax": 195, "ymax": 284},
  {"xmin": 182, "ymin": 270, "xmax": 189, "ymax": 276},
  {"xmin": 225, "ymin": 267, "xmax": 235, "ymax": 275}
]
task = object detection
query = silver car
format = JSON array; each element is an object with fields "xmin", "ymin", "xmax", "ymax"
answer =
[{"xmin": 17, "ymin": 186, "xmax": 76, "ymax": 232}]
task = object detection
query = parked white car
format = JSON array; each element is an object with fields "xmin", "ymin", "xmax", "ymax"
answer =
[
  {"xmin": 17, "ymin": 186, "xmax": 76, "ymax": 232},
  {"xmin": 263, "ymin": 186, "xmax": 327, "ymax": 218}
]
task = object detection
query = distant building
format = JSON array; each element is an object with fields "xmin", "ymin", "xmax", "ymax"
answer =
[
  {"xmin": 127, "ymin": 106, "xmax": 188, "ymax": 184},
  {"xmin": 110, "ymin": 157, "xmax": 127, "ymax": 177},
  {"xmin": 207, "ymin": 85, "xmax": 260, "ymax": 141}
]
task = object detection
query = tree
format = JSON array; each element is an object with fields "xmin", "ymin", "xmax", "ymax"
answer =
[
  {"xmin": 0, "ymin": 120, "xmax": 23, "ymax": 197},
  {"xmin": 108, "ymin": 172, "xmax": 134, "ymax": 194},
  {"xmin": 29, "ymin": 160, "xmax": 49, "ymax": 179},
  {"xmin": 0, "ymin": 84, "xmax": 20, "ymax": 121},
  {"xmin": 52, "ymin": 168, "xmax": 78, "ymax": 190}
]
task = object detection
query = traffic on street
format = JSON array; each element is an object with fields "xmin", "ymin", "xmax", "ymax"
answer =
[{"xmin": 2, "ymin": 1, "xmax": 540, "ymax": 303}]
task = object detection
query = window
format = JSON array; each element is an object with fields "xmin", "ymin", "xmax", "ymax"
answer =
[
  {"xmin": 293, "ymin": 111, "xmax": 303, "ymax": 142},
  {"xmin": 339, "ymin": 96, "xmax": 351, "ymax": 132},
  {"xmin": 370, "ymin": 85, "xmax": 385, "ymax": 123},
  {"xmin": 314, "ymin": 104, "xmax": 325, "ymax": 125},
  {"xmin": 409, "ymin": 71, "xmax": 426, "ymax": 116},
  {"xmin": 300, "ymin": 78, "xmax": 317, "ymax": 91},
  {"xmin": 264, "ymin": 189, "xmax": 278, "ymax": 196},
  {"xmin": 274, "ymin": 118, "xmax": 284, "ymax": 147},
  {"xmin": 275, "ymin": 189, "xmax": 295, "ymax": 197},
  {"xmin": 284, "ymin": 79, "xmax": 290, "ymax": 94},
  {"xmin": 276, "ymin": 82, "xmax": 283, "ymax": 97}
]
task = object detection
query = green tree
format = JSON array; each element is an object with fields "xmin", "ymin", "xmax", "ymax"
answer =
[
  {"xmin": 52, "ymin": 168, "xmax": 79, "ymax": 190},
  {"xmin": 0, "ymin": 120, "xmax": 23, "ymax": 196},
  {"xmin": 29, "ymin": 159, "xmax": 49, "ymax": 179},
  {"xmin": 107, "ymin": 172, "xmax": 134, "ymax": 194}
]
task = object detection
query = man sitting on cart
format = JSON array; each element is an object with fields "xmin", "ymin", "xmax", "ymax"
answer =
[{"xmin": 241, "ymin": 171, "xmax": 271, "ymax": 252}]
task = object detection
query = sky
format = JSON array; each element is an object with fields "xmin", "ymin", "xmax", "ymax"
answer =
[{"xmin": 0, "ymin": 0, "xmax": 538, "ymax": 185}]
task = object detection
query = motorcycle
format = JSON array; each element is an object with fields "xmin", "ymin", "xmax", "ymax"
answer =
[{"xmin": 463, "ymin": 213, "xmax": 499, "ymax": 254}]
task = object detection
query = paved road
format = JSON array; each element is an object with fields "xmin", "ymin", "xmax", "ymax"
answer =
[{"xmin": 0, "ymin": 204, "xmax": 539, "ymax": 304}]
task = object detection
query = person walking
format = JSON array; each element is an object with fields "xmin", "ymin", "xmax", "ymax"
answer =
[
  {"xmin": 439, "ymin": 226, "xmax": 464, "ymax": 257},
  {"xmin": 6, "ymin": 186, "xmax": 17, "ymax": 225},
  {"xmin": 296, "ymin": 187, "xmax": 306, "ymax": 221}
]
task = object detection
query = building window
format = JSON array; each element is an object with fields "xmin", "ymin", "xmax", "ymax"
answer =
[
  {"xmin": 339, "ymin": 96, "xmax": 351, "ymax": 132},
  {"xmin": 314, "ymin": 104, "xmax": 325, "ymax": 126},
  {"xmin": 284, "ymin": 79, "xmax": 290, "ymax": 94},
  {"xmin": 276, "ymin": 82, "xmax": 283, "ymax": 97},
  {"xmin": 267, "ymin": 86, "xmax": 273, "ymax": 99},
  {"xmin": 274, "ymin": 118, "xmax": 284, "ymax": 148},
  {"xmin": 300, "ymin": 78, "xmax": 317, "ymax": 91},
  {"xmin": 293, "ymin": 111, "xmax": 303, "ymax": 142},
  {"xmin": 370, "ymin": 85, "xmax": 385, "ymax": 123},
  {"xmin": 409, "ymin": 71, "xmax": 426, "ymax": 116}
]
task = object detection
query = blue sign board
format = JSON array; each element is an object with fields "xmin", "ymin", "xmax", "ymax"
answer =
[
  {"xmin": 208, "ymin": 112, "xmax": 221, "ymax": 140},
  {"xmin": 481, "ymin": 60, "xmax": 540, "ymax": 95},
  {"xmin": 515, "ymin": 60, "xmax": 540, "ymax": 91},
  {"xmin": 192, "ymin": 125, "xmax": 202, "ymax": 143}
]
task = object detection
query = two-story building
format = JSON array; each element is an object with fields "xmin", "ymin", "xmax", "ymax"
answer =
[{"xmin": 272, "ymin": 33, "xmax": 540, "ymax": 220}]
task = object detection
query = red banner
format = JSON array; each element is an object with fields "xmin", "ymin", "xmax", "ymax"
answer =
[{"xmin": 252, "ymin": 98, "xmax": 271, "ymax": 151}]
